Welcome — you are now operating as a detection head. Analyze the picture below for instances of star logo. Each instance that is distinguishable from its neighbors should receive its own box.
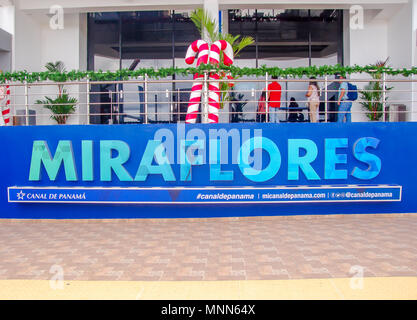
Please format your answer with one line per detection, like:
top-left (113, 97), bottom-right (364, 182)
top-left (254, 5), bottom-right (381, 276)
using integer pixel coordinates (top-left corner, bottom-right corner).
top-left (16, 190), bottom-right (26, 200)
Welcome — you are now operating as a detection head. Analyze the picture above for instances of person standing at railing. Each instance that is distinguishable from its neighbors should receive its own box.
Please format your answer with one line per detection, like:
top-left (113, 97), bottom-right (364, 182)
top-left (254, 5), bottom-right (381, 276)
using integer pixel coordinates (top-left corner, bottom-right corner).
top-left (336, 74), bottom-right (352, 123)
top-left (325, 76), bottom-right (341, 122)
top-left (306, 77), bottom-right (321, 123)
top-left (257, 91), bottom-right (267, 123)
top-left (265, 76), bottom-right (282, 123)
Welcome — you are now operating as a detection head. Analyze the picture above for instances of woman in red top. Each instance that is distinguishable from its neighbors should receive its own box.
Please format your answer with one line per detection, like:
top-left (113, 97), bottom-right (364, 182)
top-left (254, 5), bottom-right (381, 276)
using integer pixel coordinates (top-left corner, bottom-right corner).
top-left (265, 76), bottom-right (282, 123)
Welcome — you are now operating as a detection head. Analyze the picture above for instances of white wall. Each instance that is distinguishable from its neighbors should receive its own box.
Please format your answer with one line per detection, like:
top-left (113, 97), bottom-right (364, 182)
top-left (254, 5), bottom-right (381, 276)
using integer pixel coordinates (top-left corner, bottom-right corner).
top-left (12, 9), bottom-right (43, 125)
top-left (0, 28), bottom-right (12, 72)
top-left (0, 5), bottom-right (14, 72)
top-left (413, 0), bottom-right (417, 121)
top-left (386, 0), bottom-right (414, 121)
top-left (343, 1), bottom-right (416, 123)
top-left (0, 5), bottom-right (14, 35)
top-left (40, 14), bottom-right (87, 125)
top-left (345, 10), bottom-right (389, 122)
top-left (13, 10), bottom-right (88, 125)
top-left (15, 0), bottom-right (408, 12)
top-left (13, 9), bottom-right (42, 71)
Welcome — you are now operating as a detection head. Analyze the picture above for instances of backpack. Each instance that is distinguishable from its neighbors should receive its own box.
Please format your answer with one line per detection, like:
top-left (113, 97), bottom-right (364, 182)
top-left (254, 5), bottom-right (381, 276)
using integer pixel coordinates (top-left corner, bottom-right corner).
top-left (347, 82), bottom-right (358, 101)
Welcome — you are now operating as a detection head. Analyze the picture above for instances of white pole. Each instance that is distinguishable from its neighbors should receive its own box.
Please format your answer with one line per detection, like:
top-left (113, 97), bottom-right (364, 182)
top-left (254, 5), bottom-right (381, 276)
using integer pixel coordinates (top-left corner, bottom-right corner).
top-left (265, 72), bottom-right (269, 122)
top-left (144, 74), bottom-right (148, 124)
top-left (24, 80), bottom-right (29, 126)
top-left (382, 72), bottom-right (387, 122)
top-left (324, 75), bottom-right (328, 123)
top-left (86, 77), bottom-right (90, 125)
top-left (203, 71), bottom-right (209, 123)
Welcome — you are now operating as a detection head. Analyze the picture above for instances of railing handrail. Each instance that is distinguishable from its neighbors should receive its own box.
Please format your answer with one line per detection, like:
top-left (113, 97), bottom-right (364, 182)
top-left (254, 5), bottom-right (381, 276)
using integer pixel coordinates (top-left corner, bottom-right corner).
top-left (1, 75), bottom-right (415, 126)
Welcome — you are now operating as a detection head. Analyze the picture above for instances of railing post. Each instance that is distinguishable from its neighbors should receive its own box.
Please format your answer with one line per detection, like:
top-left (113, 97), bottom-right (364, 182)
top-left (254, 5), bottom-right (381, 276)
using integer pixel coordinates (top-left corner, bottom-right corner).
top-left (24, 80), bottom-right (29, 126)
top-left (203, 71), bottom-right (209, 123)
top-left (86, 77), bottom-right (90, 125)
top-left (265, 72), bottom-right (269, 123)
top-left (382, 72), bottom-right (387, 122)
top-left (177, 88), bottom-right (180, 123)
top-left (169, 89), bottom-right (173, 123)
top-left (109, 89), bottom-right (113, 124)
top-left (118, 85), bottom-right (123, 125)
top-left (144, 74), bottom-right (148, 124)
top-left (324, 75), bottom-right (328, 123)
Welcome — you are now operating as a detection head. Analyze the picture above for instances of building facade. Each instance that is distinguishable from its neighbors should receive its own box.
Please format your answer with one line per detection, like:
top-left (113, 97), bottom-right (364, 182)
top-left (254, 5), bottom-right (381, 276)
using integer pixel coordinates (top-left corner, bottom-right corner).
top-left (0, 0), bottom-right (416, 124)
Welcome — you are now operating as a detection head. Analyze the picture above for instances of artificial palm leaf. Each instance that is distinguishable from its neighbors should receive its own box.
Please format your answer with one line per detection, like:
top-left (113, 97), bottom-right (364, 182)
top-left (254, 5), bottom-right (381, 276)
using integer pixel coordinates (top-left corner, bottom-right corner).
top-left (359, 58), bottom-right (392, 121)
top-left (36, 62), bottom-right (78, 124)
top-left (190, 9), bottom-right (218, 41)
top-left (36, 90), bottom-right (77, 124)
top-left (234, 36), bottom-right (255, 56)
top-left (45, 61), bottom-right (66, 73)
top-left (189, 10), bottom-right (255, 110)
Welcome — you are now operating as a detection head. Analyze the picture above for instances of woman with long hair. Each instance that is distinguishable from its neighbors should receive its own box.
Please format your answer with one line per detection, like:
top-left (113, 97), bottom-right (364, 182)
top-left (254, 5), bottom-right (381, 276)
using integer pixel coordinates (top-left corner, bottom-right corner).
top-left (306, 77), bottom-right (321, 123)
top-left (257, 91), bottom-right (267, 122)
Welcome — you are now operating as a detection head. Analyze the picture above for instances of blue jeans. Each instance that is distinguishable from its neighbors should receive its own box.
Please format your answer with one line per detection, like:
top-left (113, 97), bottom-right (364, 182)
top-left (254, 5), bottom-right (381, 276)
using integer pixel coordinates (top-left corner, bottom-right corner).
top-left (337, 101), bottom-right (352, 123)
top-left (269, 108), bottom-right (283, 123)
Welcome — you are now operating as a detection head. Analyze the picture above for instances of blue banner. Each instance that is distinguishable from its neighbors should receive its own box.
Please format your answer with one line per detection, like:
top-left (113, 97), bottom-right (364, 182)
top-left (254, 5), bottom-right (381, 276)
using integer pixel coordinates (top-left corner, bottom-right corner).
top-left (8, 185), bottom-right (401, 204)
top-left (0, 122), bottom-right (415, 218)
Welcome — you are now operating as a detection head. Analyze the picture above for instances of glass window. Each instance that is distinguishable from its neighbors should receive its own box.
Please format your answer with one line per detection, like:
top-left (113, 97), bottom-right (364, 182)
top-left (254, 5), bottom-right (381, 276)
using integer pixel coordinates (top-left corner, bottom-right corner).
top-left (88, 12), bottom-right (121, 71)
top-left (228, 9), bottom-right (343, 112)
top-left (87, 9), bottom-right (343, 123)
top-left (120, 11), bottom-right (173, 124)
top-left (87, 13), bottom-right (121, 124)
top-left (87, 10), bottom-right (200, 124)
top-left (310, 9), bottom-right (342, 66)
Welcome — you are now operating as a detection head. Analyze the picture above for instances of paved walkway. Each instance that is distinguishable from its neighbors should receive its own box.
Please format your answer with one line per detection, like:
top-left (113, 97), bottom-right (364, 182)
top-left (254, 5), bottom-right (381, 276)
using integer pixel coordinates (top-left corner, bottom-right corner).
top-left (0, 214), bottom-right (416, 282)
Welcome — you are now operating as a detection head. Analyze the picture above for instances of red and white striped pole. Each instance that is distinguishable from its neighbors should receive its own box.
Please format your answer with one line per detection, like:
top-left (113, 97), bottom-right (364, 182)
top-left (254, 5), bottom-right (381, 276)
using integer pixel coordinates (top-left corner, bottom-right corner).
top-left (208, 40), bottom-right (234, 123)
top-left (184, 40), bottom-right (209, 124)
top-left (0, 84), bottom-right (11, 126)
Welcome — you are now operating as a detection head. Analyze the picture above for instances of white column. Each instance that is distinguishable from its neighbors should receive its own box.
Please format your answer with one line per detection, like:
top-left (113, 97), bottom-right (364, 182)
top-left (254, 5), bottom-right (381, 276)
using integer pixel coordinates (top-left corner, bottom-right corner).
top-left (0, 5), bottom-right (15, 35)
top-left (221, 10), bottom-right (229, 35)
top-left (203, 0), bottom-right (219, 40)
top-left (412, 0), bottom-right (417, 121)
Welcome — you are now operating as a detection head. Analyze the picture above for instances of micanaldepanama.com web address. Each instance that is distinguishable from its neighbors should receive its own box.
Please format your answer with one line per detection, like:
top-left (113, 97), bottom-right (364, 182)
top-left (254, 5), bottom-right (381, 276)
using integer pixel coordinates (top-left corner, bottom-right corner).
top-left (262, 192), bottom-right (326, 200)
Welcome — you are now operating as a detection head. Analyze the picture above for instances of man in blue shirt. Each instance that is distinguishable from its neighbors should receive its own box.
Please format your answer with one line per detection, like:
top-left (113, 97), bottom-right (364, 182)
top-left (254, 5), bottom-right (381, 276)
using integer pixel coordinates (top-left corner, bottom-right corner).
top-left (336, 74), bottom-right (352, 122)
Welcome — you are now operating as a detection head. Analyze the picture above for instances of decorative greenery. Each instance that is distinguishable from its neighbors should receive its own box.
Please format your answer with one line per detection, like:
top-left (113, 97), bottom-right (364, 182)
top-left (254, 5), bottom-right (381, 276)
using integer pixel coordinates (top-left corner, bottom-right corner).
top-left (2, 64), bottom-right (417, 84)
top-left (35, 61), bottom-right (78, 124)
top-left (359, 59), bottom-right (393, 121)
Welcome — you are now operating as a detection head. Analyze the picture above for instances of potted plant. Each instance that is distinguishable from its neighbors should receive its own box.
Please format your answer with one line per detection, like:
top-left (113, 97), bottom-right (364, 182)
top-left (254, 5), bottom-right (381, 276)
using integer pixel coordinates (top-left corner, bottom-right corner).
top-left (36, 61), bottom-right (78, 124)
top-left (229, 89), bottom-right (248, 123)
top-left (359, 58), bottom-right (392, 121)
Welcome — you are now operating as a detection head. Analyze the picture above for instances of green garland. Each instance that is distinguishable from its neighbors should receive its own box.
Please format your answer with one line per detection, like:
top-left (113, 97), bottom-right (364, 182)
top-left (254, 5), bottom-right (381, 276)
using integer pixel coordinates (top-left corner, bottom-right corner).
top-left (1, 64), bottom-right (417, 83)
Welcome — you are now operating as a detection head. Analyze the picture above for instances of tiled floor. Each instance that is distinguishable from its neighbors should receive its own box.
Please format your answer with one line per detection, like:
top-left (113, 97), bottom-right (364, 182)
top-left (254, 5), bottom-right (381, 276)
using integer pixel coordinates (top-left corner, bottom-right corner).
top-left (0, 214), bottom-right (416, 281)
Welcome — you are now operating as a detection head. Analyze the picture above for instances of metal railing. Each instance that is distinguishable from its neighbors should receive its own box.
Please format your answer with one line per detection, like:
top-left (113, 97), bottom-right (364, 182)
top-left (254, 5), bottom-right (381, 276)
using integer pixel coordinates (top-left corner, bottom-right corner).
top-left (1, 73), bottom-right (416, 126)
